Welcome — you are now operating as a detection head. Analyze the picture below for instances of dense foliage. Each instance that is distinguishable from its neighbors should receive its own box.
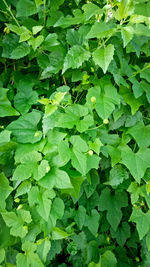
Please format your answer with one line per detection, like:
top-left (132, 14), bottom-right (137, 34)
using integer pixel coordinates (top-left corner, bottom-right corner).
top-left (0, 0), bottom-right (150, 266)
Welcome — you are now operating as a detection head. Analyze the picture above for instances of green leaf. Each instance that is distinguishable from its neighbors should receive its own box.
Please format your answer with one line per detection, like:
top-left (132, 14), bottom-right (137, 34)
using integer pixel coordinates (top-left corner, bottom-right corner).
top-left (14, 89), bottom-right (38, 114)
top-left (28, 187), bottom-right (52, 221)
top-left (6, 24), bottom-right (31, 42)
top-left (70, 135), bottom-right (89, 152)
top-left (28, 35), bottom-right (44, 51)
top-left (107, 164), bottom-right (129, 187)
top-left (39, 168), bottom-right (73, 189)
top-left (84, 209), bottom-right (100, 236)
top-left (121, 26), bottom-right (133, 47)
top-left (51, 197), bottom-right (64, 220)
top-left (37, 239), bottom-right (51, 262)
top-left (93, 44), bottom-right (114, 74)
top-left (0, 130), bottom-right (11, 144)
top-left (2, 209), bottom-right (32, 238)
top-left (17, 0), bottom-right (38, 17)
top-left (0, 172), bottom-right (13, 210)
top-left (129, 208), bottom-right (150, 240)
top-left (16, 241), bottom-right (44, 267)
top-left (86, 84), bottom-right (120, 119)
top-left (52, 227), bottom-right (70, 240)
top-left (50, 0), bottom-right (65, 10)
top-left (87, 21), bottom-right (116, 39)
top-left (62, 45), bottom-right (90, 73)
top-left (32, 26), bottom-right (43, 35)
top-left (101, 250), bottom-right (117, 267)
top-left (0, 88), bottom-right (19, 117)
top-left (88, 138), bottom-right (103, 155)
top-left (42, 33), bottom-right (59, 51)
top-left (82, 3), bottom-right (103, 20)
top-left (58, 140), bottom-right (71, 165)
top-left (0, 248), bottom-right (5, 264)
top-left (127, 122), bottom-right (150, 148)
top-left (107, 145), bottom-right (121, 166)
top-left (10, 43), bottom-right (30, 59)
top-left (7, 111), bottom-right (42, 144)
top-left (119, 86), bottom-right (143, 115)
top-left (75, 206), bottom-right (86, 230)
top-left (98, 187), bottom-right (128, 231)
top-left (121, 146), bottom-right (150, 183)
top-left (15, 180), bottom-right (32, 198)
top-left (110, 222), bottom-right (130, 246)
top-left (35, 160), bottom-right (50, 181)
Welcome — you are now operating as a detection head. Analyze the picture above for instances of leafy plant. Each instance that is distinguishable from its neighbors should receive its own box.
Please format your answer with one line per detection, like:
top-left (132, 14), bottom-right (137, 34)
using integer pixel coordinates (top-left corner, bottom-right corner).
top-left (0, 0), bottom-right (150, 266)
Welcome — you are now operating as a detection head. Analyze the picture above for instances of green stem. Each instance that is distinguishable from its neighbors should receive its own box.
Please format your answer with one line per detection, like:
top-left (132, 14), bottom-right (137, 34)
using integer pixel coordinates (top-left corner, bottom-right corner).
top-left (132, 63), bottom-right (150, 77)
top-left (2, 0), bottom-right (20, 26)
top-left (87, 124), bottom-right (103, 131)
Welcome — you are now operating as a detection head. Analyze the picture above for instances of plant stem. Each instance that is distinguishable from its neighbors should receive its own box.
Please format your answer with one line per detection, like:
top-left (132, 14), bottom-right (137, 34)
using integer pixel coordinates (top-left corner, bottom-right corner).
top-left (87, 124), bottom-right (103, 131)
top-left (132, 63), bottom-right (150, 77)
top-left (2, 0), bottom-right (20, 26)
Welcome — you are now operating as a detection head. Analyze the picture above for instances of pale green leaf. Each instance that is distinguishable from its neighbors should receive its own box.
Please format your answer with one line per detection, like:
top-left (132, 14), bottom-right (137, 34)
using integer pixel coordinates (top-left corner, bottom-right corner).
top-left (2, 209), bottom-right (32, 238)
top-left (32, 26), bottom-right (43, 35)
top-left (37, 239), bottom-right (51, 262)
top-left (52, 227), bottom-right (70, 240)
top-left (28, 35), bottom-right (44, 51)
top-left (0, 130), bottom-right (11, 144)
top-left (121, 26), bottom-right (133, 47)
top-left (93, 44), bottom-right (114, 73)
top-left (87, 21), bottom-right (116, 39)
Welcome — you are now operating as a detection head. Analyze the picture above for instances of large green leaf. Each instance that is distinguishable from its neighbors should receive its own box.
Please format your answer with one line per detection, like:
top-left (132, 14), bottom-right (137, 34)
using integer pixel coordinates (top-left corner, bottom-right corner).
top-left (98, 187), bottom-right (128, 231)
top-left (62, 45), bottom-right (90, 73)
top-left (101, 250), bottom-right (117, 267)
top-left (16, 241), bottom-right (44, 267)
top-left (84, 209), bottom-right (100, 236)
top-left (7, 111), bottom-right (42, 144)
top-left (87, 21), bottom-right (116, 39)
top-left (129, 208), bottom-right (150, 240)
top-left (121, 146), bottom-right (150, 183)
top-left (93, 44), bottom-right (114, 73)
top-left (14, 88), bottom-right (38, 114)
top-left (0, 88), bottom-right (19, 117)
top-left (86, 84), bottom-right (120, 119)
top-left (82, 3), bottom-right (103, 20)
top-left (110, 222), bottom-right (130, 246)
top-left (127, 122), bottom-right (150, 148)
top-left (10, 43), bottom-right (31, 59)
top-left (2, 210), bottom-right (32, 238)
top-left (16, 0), bottom-right (38, 17)
top-left (39, 168), bottom-right (73, 189)
top-left (28, 187), bottom-right (52, 221)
